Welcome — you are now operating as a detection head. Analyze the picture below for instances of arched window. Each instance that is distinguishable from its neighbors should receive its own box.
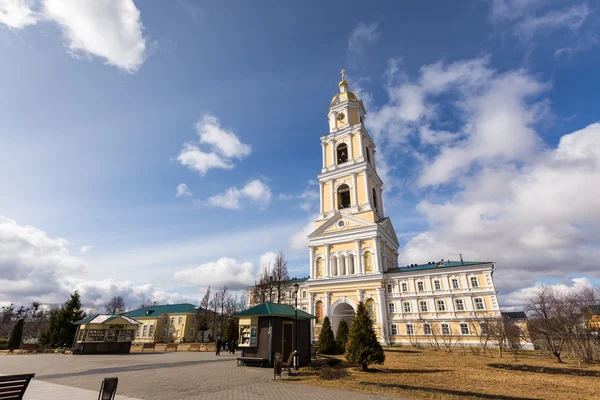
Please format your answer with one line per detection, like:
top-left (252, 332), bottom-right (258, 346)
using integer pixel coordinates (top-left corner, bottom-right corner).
top-left (339, 257), bottom-right (346, 275)
top-left (366, 299), bottom-right (376, 320)
top-left (331, 257), bottom-right (337, 276)
top-left (315, 301), bottom-right (324, 322)
top-left (316, 258), bottom-right (324, 278)
top-left (337, 184), bottom-right (351, 209)
top-left (336, 143), bottom-right (348, 164)
top-left (364, 251), bottom-right (373, 272)
top-left (372, 188), bottom-right (378, 212)
top-left (348, 256), bottom-right (354, 275)
top-left (365, 147), bottom-right (371, 164)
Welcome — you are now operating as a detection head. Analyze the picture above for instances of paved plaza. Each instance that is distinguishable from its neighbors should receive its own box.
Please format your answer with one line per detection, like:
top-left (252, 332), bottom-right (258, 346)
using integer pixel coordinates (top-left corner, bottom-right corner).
top-left (0, 352), bottom-right (395, 399)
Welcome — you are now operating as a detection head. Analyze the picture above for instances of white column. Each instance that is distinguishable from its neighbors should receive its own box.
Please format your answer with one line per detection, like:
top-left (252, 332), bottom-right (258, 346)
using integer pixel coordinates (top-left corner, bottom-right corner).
top-left (329, 179), bottom-right (335, 212)
top-left (324, 292), bottom-right (331, 317)
top-left (348, 132), bottom-right (354, 161)
top-left (355, 240), bottom-right (362, 274)
top-left (363, 172), bottom-right (371, 208)
top-left (382, 243), bottom-right (388, 272)
top-left (357, 289), bottom-right (363, 303)
top-left (325, 245), bottom-right (330, 278)
top-left (309, 246), bottom-right (315, 279)
top-left (345, 255), bottom-right (350, 275)
top-left (372, 149), bottom-right (377, 169)
top-left (321, 142), bottom-right (326, 169)
top-left (319, 181), bottom-right (324, 215)
top-left (351, 172), bottom-right (358, 207)
top-left (374, 239), bottom-right (382, 273)
top-left (376, 287), bottom-right (387, 343)
top-left (358, 132), bottom-right (364, 158)
top-left (330, 139), bottom-right (336, 167)
top-left (331, 257), bottom-right (337, 277)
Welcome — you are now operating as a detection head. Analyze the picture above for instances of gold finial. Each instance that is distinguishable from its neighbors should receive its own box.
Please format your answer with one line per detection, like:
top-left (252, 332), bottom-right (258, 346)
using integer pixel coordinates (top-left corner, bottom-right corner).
top-left (340, 69), bottom-right (346, 82)
top-left (339, 69), bottom-right (348, 92)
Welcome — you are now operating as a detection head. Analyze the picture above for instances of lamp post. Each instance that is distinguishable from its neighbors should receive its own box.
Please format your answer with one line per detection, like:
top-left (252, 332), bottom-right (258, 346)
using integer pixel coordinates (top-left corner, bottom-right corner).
top-left (293, 282), bottom-right (299, 371)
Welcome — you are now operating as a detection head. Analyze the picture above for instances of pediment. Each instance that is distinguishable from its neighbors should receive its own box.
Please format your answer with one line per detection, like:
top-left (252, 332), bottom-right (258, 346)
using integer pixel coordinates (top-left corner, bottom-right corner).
top-left (377, 217), bottom-right (399, 246)
top-left (309, 212), bottom-right (376, 238)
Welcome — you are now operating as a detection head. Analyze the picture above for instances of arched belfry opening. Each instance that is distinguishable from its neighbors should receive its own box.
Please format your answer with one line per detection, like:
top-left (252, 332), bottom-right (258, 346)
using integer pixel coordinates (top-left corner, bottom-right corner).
top-left (332, 302), bottom-right (355, 334)
top-left (372, 188), bottom-right (378, 213)
top-left (337, 143), bottom-right (348, 164)
top-left (365, 148), bottom-right (371, 164)
top-left (338, 184), bottom-right (351, 209)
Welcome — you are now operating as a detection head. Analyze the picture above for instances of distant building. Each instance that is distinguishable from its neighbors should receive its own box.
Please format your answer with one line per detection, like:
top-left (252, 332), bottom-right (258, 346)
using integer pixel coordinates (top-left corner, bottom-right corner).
top-left (121, 303), bottom-right (216, 343)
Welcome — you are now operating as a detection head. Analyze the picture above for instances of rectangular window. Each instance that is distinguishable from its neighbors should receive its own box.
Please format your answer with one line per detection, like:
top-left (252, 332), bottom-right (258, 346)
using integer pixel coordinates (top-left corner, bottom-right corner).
top-left (401, 282), bottom-right (408, 292)
top-left (390, 324), bottom-right (398, 335)
top-left (437, 300), bottom-right (446, 311)
top-left (441, 324), bottom-right (451, 335)
top-left (423, 324), bottom-right (432, 335)
top-left (165, 316), bottom-right (169, 325)
top-left (474, 298), bottom-right (485, 310)
top-left (406, 324), bottom-right (414, 335)
top-left (403, 302), bottom-right (411, 313)
top-left (190, 328), bottom-right (195, 338)
top-left (470, 277), bottom-right (479, 287)
top-left (417, 281), bottom-right (424, 291)
top-left (388, 303), bottom-right (395, 313)
top-left (135, 327), bottom-right (140, 337)
top-left (302, 291), bottom-right (306, 298)
top-left (142, 325), bottom-right (148, 338)
top-left (452, 278), bottom-right (460, 289)
top-left (455, 299), bottom-right (465, 311)
top-left (302, 306), bottom-right (307, 312)
top-left (419, 301), bottom-right (428, 312)
top-left (192, 316), bottom-right (196, 324)
top-left (480, 322), bottom-right (489, 335)
top-left (460, 323), bottom-right (469, 335)
top-left (178, 316), bottom-right (183, 325)
top-left (170, 317), bottom-right (175, 325)
top-left (148, 324), bottom-right (154, 338)
top-left (386, 284), bottom-right (393, 293)
top-left (434, 280), bottom-right (441, 290)
top-left (162, 328), bottom-right (167, 338)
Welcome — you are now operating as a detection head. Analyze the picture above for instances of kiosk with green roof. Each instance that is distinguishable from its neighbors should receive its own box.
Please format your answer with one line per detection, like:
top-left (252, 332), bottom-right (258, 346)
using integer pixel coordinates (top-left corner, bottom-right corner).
top-left (73, 314), bottom-right (140, 354)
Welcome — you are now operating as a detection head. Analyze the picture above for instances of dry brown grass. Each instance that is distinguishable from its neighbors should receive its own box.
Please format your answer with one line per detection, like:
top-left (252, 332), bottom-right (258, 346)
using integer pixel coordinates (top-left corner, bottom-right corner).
top-left (286, 347), bottom-right (600, 399)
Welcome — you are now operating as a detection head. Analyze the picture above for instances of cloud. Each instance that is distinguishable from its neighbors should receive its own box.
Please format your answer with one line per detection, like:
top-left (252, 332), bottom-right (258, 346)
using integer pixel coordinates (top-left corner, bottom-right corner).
top-left (502, 277), bottom-right (595, 311)
top-left (177, 114), bottom-right (251, 175)
top-left (80, 245), bottom-right (93, 253)
top-left (514, 4), bottom-right (590, 39)
top-left (172, 257), bottom-right (256, 290)
top-left (206, 179), bottom-right (271, 210)
top-left (278, 181), bottom-right (319, 212)
top-left (259, 251), bottom-right (277, 271)
top-left (347, 21), bottom-right (379, 65)
top-left (175, 183), bottom-right (191, 198)
top-left (0, 216), bottom-right (86, 303)
top-left (42, 0), bottom-right (147, 73)
top-left (0, 0), bottom-right (38, 29)
top-left (289, 219), bottom-right (314, 251)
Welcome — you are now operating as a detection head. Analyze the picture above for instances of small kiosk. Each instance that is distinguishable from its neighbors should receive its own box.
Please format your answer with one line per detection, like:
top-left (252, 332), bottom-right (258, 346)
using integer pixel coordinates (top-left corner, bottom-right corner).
top-left (234, 302), bottom-right (315, 367)
top-left (73, 314), bottom-right (140, 354)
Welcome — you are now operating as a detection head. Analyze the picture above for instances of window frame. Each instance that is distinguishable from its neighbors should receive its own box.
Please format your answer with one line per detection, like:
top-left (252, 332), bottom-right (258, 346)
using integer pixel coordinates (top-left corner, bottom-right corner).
top-left (455, 299), bottom-right (465, 311)
top-left (401, 282), bottom-right (408, 292)
top-left (419, 300), bottom-right (428, 312)
top-left (474, 298), bottom-right (485, 311)
top-left (403, 301), bottom-right (411, 313)
top-left (470, 276), bottom-right (480, 288)
top-left (170, 317), bottom-right (175, 325)
top-left (417, 281), bottom-right (425, 291)
top-left (434, 280), bottom-right (441, 290)
top-left (190, 328), bottom-right (195, 338)
top-left (142, 324), bottom-right (148, 338)
top-left (390, 324), bottom-right (398, 335)
top-left (386, 284), bottom-right (393, 293)
top-left (178, 316), bottom-right (183, 325)
top-left (436, 300), bottom-right (446, 312)
top-left (406, 324), bottom-right (415, 335)
top-left (423, 323), bottom-right (432, 335)
top-left (452, 278), bottom-right (460, 289)
top-left (460, 323), bottom-right (470, 335)
top-left (388, 303), bottom-right (396, 313)
top-left (441, 323), bottom-right (451, 336)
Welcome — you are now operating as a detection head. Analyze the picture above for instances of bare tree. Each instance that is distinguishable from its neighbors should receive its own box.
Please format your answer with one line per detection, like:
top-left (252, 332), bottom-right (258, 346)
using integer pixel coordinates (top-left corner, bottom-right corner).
top-left (272, 252), bottom-right (289, 304)
top-left (210, 291), bottom-right (219, 338)
top-left (104, 296), bottom-right (127, 314)
top-left (197, 286), bottom-right (211, 341)
top-left (140, 299), bottom-right (156, 308)
top-left (217, 285), bottom-right (230, 334)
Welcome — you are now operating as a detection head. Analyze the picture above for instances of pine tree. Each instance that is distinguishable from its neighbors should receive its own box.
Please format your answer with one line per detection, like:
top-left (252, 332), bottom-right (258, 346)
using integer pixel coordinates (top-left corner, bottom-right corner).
top-left (346, 301), bottom-right (385, 371)
top-left (335, 319), bottom-right (349, 354)
top-left (8, 319), bottom-right (24, 349)
top-left (40, 291), bottom-right (85, 347)
top-left (317, 316), bottom-right (337, 354)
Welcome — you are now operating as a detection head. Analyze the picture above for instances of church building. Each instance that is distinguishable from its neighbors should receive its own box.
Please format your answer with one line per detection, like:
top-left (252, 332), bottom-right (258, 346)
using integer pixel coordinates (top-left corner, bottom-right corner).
top-left (287, 72), bottom-right (507, 346)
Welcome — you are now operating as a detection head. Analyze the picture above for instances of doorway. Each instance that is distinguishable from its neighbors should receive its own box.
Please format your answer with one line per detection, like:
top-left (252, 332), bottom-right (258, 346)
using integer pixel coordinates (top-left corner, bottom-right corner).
top-left (332, 302), bottom-right (355, 334)
top-left (282, 321), bottom-right (293, 361)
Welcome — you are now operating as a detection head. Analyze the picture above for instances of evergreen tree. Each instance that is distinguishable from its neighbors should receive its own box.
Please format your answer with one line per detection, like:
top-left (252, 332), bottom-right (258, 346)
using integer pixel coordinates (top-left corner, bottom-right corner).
top-left (335, 319), bottom-right (349, 354)
top-left (223, 318), bottom-right (238, 344)
top-left (317, 316), bottom-right (337, 354)
top-left (40, 291), bottom-right (85, 347)
top-left (8, 319), bottom-right (24, 349)
top-left (346, 301), bottom-right (385, 371)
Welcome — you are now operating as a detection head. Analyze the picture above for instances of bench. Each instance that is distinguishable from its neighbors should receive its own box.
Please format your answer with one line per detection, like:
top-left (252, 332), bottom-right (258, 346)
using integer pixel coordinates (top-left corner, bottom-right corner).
top-left (188, 343), bottom-right (201, 352)
top-left (166, 343), bottom-right (178, 352)
top-left (236, 357), bottom-right (268, 367)
top-left (0, 373), bottom-right (35, 399)
top-left (17, 344), bottom-right (38, 354)
top-left (311, 345), bottom-right (318, 360)
top-left (141, 343), bottom-right (155, 352)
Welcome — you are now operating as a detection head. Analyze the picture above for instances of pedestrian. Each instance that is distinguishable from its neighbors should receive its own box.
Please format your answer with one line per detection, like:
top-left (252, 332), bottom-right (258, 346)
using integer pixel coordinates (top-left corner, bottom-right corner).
top-left (215, 335), bottom-right (222, 356)
top-left (230, 339), bottom-right (236, 354)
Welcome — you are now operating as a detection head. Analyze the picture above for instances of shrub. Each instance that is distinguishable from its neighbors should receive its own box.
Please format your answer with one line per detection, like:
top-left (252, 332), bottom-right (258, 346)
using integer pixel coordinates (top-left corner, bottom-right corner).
top-left (8, 319), bottom-right (24, 349)
top-left (317, 316), bottom-right (337, 355)
top-left (336, 319), bottom-right (349, 354)
top-left (346, 301), bottom-right (385, 371)
top-left (319, 366), bottom-right (348, 380)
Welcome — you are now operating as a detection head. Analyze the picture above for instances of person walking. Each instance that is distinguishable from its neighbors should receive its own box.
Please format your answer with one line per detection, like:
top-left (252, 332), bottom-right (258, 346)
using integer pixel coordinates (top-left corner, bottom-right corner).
top-left (215, 335), bottom-right (222, 356)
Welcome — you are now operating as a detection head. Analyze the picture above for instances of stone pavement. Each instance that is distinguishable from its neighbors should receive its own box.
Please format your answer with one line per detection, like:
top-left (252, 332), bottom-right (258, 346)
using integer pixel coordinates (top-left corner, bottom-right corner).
top-left (0, 352), bottom-right (396, 400)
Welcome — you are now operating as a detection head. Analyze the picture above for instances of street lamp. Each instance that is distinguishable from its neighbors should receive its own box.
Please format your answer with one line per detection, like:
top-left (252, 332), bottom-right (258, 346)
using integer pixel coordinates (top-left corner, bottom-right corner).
top-left (293, 282), bottom-right (299, 371)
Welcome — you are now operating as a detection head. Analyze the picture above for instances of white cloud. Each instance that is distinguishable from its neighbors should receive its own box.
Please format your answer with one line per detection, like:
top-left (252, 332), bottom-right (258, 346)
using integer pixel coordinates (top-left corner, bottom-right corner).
top-left (259, 251), bottom-right (277, 272)
top-left (0, 216), bottom-right (86, 303)
top-left (0, 0), bottom-right (37, 29)
top-left (42, 0), bottom-right (147, 73)
top-left (80, 245), bottom-right (93, 253)
top-left (347, 21), bottom-right (379, 65)
top-left (175, 183), bottom-right (192, 198)
top-left (502, 277), bottom-right (595, 310)
top-left (206, 179), bottom-right (271, 210)
top-left (177, 114), bottom-right (251, 176)
top-left (289, 219), bottom-right (314, 251)
top-left (279, 181), bottom-right (319, 212)
top-left (514, 4), bottom-right (589, 39)
top-left (172, 257), bottom-right (256, 290)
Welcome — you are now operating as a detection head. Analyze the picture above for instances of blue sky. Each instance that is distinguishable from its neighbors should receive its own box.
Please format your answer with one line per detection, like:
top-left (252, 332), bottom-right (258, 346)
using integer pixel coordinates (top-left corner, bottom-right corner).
top-left (1, 0), bottom-right (600, 310)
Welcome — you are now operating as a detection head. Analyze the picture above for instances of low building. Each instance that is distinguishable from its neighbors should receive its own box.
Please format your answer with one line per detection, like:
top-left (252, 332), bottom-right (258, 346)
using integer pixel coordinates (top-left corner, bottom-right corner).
top-left (121, 303), bottom-right (217, 344)
top-left (73, 314), bottom-right (140, 354)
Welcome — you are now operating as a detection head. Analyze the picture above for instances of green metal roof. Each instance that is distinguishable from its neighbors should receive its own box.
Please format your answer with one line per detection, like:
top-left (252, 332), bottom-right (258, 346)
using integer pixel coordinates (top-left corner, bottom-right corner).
top-left (74, 314), bottom-right (98, 324)
top-left (233, 302), bottom-right (316, 319)
top-left (385, 261), bottom-right (492, 274)
top-left (121, 303), bottom-right (210, 318)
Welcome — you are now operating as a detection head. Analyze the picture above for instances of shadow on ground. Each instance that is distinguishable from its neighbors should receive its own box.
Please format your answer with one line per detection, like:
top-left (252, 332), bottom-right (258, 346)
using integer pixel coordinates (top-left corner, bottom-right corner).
top-left (488, 363), bottom-right (600, 377)
top-left (359, 382), bottom-right (541, 400)
top-left (370, 368), bottom-right (450, 374)
top-left (383, 349), bottom-right (421, 354)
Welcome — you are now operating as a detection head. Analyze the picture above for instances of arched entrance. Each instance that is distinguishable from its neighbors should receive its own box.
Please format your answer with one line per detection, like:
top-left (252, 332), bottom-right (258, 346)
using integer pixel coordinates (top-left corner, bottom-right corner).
top-left (331, 302), bottom-right (355, 334)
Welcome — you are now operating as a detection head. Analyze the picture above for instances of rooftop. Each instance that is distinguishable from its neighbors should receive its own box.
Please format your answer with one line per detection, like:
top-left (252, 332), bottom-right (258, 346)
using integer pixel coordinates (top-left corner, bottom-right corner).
top-left (234, 302), bottom-right (316, 319)
top-left (121, 303), bottom-right (214, 318)
top-left (385, 260), bottom-right (493, 274)
top-left (74, 314), bottom-right (139, 325)
top-left (501, 311), bottom-right (527, 319)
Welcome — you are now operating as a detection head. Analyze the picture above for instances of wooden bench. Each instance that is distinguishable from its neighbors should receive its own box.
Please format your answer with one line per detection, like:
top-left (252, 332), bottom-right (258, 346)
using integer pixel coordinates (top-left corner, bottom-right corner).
top-left (188, 343), bottom-right (201, 352)
top-left (17, 344), bottom-right (38, 354)
top-left (166, 343), bottom-right (178, 352)
top-left (0, 373), bottom-right (35, 399)
top-left (280, 352), bottom-right (295, 373)
top-left (141, 343), bottom-right (155, 352)
top-left (236, 357), bottom-right (268, 367)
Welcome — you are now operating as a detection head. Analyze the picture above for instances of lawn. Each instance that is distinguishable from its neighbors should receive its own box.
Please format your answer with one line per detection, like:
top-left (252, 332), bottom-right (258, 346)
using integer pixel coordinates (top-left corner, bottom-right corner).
top-left (287, 347), bottom-right (600, 400)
